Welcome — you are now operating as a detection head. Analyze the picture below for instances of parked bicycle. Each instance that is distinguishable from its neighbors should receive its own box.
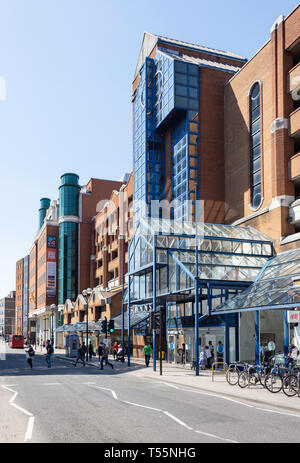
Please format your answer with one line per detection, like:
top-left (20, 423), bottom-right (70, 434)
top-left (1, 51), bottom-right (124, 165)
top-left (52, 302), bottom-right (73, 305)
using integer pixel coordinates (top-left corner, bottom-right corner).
top-left (226, 362), bottom-right (247, 386)
top-left (238, 363), bottom-right (270, 388)
top-left (264, 359), bottom-right (297, 393)
top-left (282, 366), bottom-right (300, 397)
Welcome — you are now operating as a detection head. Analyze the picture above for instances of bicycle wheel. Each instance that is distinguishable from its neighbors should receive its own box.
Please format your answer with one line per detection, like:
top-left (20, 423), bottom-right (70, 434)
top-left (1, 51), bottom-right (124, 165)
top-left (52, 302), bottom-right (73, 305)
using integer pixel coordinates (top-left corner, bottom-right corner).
top-left (282, 375), bottom-right (298, 397)
top-left (264, 373), bottom-right (283, 393)
top-left (226, 367), bottom-right (240, 386)
top-left (257, 367), bottom-right (269, 387)
top-left (238, 371), bottom-right (249, 388)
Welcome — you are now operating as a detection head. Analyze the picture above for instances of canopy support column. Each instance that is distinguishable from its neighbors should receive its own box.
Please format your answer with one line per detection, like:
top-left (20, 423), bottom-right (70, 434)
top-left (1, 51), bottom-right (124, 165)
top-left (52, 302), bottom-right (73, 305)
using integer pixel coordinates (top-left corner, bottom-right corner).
top-left (153, 234), bottom-right (157, 372)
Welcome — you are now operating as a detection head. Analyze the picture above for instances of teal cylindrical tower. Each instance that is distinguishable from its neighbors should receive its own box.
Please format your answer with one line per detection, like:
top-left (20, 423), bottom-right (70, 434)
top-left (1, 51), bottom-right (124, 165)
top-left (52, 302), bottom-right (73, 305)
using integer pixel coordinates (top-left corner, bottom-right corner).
top-left (39, 198), bottom-right (51, 229)
top-left (58, 173), bottom-right (80, 308)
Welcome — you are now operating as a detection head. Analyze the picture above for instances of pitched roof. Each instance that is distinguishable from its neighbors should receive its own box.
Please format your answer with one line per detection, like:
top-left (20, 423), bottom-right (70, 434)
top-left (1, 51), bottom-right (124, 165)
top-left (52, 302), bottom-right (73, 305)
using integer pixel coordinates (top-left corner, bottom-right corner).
top-left (134, 32), bottom-right (247, 79)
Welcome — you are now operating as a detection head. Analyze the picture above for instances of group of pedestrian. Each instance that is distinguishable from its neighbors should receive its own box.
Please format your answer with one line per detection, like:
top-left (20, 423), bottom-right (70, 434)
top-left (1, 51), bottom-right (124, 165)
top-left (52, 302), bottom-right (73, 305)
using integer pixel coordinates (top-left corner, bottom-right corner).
top-left (113, 341), bottom-right (124, 361)
top-left (199, 340), bottom-right (224, 370)
top-left (25, 339), bottom-right (54, 370)
top-left (74, 341), bottom-right (114, 370)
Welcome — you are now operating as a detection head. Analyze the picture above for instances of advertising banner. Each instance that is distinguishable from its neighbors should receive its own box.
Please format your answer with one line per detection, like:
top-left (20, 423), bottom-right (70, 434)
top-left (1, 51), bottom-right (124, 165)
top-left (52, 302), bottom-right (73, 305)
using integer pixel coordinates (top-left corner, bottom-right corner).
top-left (47, 235), bottom-right (57, 297)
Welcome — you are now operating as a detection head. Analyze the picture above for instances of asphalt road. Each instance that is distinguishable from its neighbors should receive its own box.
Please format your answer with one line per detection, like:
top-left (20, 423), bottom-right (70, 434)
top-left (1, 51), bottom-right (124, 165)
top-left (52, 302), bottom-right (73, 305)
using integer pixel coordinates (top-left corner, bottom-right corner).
top-left (1, 344), bottom-right (300, 443)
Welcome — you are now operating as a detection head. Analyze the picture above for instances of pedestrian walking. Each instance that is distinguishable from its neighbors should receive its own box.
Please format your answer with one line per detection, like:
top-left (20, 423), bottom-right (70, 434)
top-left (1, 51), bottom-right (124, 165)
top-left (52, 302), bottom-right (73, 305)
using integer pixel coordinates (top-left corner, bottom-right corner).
top-left (143, 342), bottom-right (152, 367)
top-left (112, 341), bottom-right (118, 360)
top-left (26, 344), bottom-right (35, 370)
top-left (74, 344), bottom-right (86, 367)
top-left (97, 343), bottom-right (103, 360)
top-left (45, 340), bottom-right (54, 368)
top-left (217, 340), bottom-right (224, 368)
top-left (208, 340), bottom-right (214, 368)
top-left (82, 342), bottom-right (87, 357)
top-left (99, 342), bottom-right (114, 370)
top-left (88, 341), bottom-right (94, 361)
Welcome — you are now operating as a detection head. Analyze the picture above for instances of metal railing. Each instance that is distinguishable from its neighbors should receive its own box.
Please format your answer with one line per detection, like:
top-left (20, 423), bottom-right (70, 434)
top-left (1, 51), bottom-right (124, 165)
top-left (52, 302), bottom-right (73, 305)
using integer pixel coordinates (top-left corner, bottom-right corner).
top-left (212, 361), bottom-right (228, 381)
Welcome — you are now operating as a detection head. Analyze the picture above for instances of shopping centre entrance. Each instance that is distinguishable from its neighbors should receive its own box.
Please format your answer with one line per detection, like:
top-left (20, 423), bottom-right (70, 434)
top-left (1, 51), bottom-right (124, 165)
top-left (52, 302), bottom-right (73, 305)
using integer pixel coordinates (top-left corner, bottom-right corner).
top-left (126, 217), bottom-right (273, 373)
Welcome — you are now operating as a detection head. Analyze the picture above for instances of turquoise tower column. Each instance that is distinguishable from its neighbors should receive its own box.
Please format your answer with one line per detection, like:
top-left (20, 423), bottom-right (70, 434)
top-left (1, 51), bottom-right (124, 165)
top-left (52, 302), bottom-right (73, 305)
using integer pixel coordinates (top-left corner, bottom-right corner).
top-left (39, 198), bottom-right (51, 229)
top-left (58, 173), bottom-right (80, 313)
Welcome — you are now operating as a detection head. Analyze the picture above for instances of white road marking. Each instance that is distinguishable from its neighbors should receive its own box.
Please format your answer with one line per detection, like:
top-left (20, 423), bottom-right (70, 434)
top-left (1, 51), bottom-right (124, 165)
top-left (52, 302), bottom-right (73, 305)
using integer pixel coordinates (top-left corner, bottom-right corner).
top-left (93, 385), bottom-right (118, 400)
top-left (24, 417), bottom-right (35, 442)
top-left (9, 392), bottom-right (18, 403)
top-left (123, 401), bottom-right (162, 412)
top-left (10, 402), bottom-right (33, 417)
top-left (84, 382), bottom-right (248, 442)
top-left (42, 383), bottom-right (61, 386)
top-left (163, 411), bottom-right (193, 431)
top-left (256, 407), bottom-right (300, 419)
top-left (2, 385), bottom-right (17, 394)
top-left (1, 384), bottom-right (35, 441)
top-left (194, 430), bottom-right (239, 443)
top-left (221, 396), bottom-right (254, 408)
top-left (154, 381), bottom-right (180, 389)
top-left (156, 381), bottom-right (300, 418)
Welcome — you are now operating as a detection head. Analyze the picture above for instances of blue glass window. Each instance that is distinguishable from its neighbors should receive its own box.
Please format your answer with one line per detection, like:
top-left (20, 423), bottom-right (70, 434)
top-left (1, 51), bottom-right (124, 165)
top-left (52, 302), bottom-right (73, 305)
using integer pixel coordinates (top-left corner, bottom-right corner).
top-left (250, 83), bottom-right (262, 209)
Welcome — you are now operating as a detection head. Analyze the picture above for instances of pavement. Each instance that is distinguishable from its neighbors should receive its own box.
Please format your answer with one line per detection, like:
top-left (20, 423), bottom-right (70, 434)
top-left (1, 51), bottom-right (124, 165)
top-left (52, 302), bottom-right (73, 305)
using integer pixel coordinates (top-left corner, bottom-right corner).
top-left (53, 348), bottom-right (300, 414)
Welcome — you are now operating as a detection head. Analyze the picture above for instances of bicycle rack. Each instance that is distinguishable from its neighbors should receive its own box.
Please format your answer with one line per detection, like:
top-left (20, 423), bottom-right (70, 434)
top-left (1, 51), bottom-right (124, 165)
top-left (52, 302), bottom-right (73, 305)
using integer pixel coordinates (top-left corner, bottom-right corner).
top-left (212, 362), bottom-right (228, 382)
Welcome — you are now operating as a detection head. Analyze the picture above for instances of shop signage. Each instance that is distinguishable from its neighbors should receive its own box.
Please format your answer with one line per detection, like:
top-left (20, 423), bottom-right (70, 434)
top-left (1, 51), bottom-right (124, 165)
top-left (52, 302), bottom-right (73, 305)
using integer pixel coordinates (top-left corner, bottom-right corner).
top-left (287, 311), bottom-right (300, 323)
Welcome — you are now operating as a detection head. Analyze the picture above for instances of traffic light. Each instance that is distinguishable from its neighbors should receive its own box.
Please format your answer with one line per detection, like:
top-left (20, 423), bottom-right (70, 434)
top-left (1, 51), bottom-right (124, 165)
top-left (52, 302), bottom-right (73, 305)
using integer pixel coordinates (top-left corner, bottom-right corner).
top-left (108, 319), bottom-right (115, 333)
top-left (100, 318), bottom-right (107, 334)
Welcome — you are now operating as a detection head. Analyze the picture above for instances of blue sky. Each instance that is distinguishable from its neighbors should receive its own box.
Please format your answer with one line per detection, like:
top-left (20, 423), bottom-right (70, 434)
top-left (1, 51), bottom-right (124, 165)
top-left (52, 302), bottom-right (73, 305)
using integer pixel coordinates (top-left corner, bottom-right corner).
top-left (0, 0), bottom-right (298, 297)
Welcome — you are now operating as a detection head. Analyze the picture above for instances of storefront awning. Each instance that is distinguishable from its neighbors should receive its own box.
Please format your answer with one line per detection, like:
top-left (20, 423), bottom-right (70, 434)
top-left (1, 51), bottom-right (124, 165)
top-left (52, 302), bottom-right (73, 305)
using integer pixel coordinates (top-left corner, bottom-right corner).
top-left (212, 249), bottom-right (300, 315)
top-left (55, 324), bottom-right (77, 333)
top-left (111, 307), bottom-right (151, 330)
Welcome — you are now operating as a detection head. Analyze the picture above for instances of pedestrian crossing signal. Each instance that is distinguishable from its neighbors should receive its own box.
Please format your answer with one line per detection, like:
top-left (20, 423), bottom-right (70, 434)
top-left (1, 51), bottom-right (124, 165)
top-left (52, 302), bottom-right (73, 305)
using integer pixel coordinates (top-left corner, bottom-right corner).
top-left (100, 318), bottom-right (107, 334)
top-left (108, 319), bottom-right (114, 333)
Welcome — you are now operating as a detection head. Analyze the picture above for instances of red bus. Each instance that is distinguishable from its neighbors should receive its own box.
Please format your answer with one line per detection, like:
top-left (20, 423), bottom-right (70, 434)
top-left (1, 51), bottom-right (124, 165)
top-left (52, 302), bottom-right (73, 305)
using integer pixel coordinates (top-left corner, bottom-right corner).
top-left (9, 335), bottom-right (24, 348)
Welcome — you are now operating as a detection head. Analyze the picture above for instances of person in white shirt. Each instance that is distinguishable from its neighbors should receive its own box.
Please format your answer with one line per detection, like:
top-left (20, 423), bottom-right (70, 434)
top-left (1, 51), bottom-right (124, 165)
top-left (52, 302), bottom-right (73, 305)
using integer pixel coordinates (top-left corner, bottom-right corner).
top-left (204, 345), bottom-right (211, 369)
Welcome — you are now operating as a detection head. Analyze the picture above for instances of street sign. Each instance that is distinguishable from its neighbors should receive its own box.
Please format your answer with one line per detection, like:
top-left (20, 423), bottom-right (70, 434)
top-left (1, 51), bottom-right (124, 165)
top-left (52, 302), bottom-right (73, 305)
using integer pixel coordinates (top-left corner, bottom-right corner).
top-left (287, 311), bottom-right (300, 323)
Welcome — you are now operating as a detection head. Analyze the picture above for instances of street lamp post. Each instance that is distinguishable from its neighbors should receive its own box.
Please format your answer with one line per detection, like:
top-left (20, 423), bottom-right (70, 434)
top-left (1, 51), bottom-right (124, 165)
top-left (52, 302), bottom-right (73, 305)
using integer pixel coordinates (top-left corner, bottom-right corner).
top-left (82, 288), bottom-right (92, 362)
top-left (119, 233), bottom-right (125, 363)
top-left (50, 304), bottom-right (56, 347)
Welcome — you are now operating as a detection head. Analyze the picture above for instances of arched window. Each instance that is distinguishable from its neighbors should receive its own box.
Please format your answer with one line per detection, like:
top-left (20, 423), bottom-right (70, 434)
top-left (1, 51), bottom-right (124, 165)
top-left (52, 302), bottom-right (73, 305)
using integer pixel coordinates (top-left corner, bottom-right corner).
top-left (250, 82), bottom-right (262, 209)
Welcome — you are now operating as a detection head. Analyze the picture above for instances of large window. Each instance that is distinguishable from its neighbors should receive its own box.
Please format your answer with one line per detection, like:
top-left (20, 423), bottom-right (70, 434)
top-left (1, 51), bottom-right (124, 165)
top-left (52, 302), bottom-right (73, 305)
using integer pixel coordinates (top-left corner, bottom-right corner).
top-left (250, 82), bottom-right (262, 209)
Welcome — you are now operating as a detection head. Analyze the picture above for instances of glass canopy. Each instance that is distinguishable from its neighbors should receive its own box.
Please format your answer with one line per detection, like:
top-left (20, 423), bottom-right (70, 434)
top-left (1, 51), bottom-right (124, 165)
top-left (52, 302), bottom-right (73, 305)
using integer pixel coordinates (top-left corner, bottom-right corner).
top-left (128, 218), bottom-right (273, 304)
top-left (213, 248), bottom-right (300, 314)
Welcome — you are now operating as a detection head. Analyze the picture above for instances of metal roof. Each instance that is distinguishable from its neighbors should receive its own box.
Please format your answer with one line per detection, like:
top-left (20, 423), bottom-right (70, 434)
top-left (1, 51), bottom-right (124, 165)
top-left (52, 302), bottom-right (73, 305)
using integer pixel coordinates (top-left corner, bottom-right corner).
top-left (212, 249), bottom-right (300, 314)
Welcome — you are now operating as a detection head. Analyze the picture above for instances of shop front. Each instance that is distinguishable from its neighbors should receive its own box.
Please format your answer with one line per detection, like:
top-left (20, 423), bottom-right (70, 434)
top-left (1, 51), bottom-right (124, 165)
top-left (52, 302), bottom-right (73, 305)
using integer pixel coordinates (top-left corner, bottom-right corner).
top-left (212, 248), bottom-right (300, 364)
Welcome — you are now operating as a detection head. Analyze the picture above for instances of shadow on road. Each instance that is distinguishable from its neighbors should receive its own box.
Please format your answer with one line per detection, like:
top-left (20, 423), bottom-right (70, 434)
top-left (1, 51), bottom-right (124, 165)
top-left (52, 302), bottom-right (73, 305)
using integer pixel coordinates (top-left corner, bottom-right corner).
top-left (0, 351), bottom-right (146, 377)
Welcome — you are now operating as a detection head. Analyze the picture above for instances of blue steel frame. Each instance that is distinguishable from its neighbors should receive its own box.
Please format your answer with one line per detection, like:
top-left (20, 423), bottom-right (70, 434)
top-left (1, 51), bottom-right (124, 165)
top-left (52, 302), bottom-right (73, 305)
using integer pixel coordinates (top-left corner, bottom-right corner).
top-left (126, 219), bottom-right (273, 373)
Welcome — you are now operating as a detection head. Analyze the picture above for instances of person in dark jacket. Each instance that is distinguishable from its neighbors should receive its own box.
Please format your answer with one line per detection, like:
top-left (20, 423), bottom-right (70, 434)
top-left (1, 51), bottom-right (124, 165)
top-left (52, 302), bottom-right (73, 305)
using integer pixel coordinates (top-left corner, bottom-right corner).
top-left (88, 341), bottom-right (94, 361)
top-left (99, 342), bottom-right (114, 370)
top-left (26, 344), bottom-right (35, 369)
top-left (74, 344), bottom-right (86, 367)
top-left (97, 343), bottom-right (103, 360)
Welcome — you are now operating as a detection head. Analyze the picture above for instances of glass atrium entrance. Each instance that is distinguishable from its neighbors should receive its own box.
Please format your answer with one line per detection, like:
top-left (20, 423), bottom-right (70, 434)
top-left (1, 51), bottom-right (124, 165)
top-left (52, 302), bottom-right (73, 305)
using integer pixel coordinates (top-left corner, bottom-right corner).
top-left (126, 217), bottom-right (273, 373)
